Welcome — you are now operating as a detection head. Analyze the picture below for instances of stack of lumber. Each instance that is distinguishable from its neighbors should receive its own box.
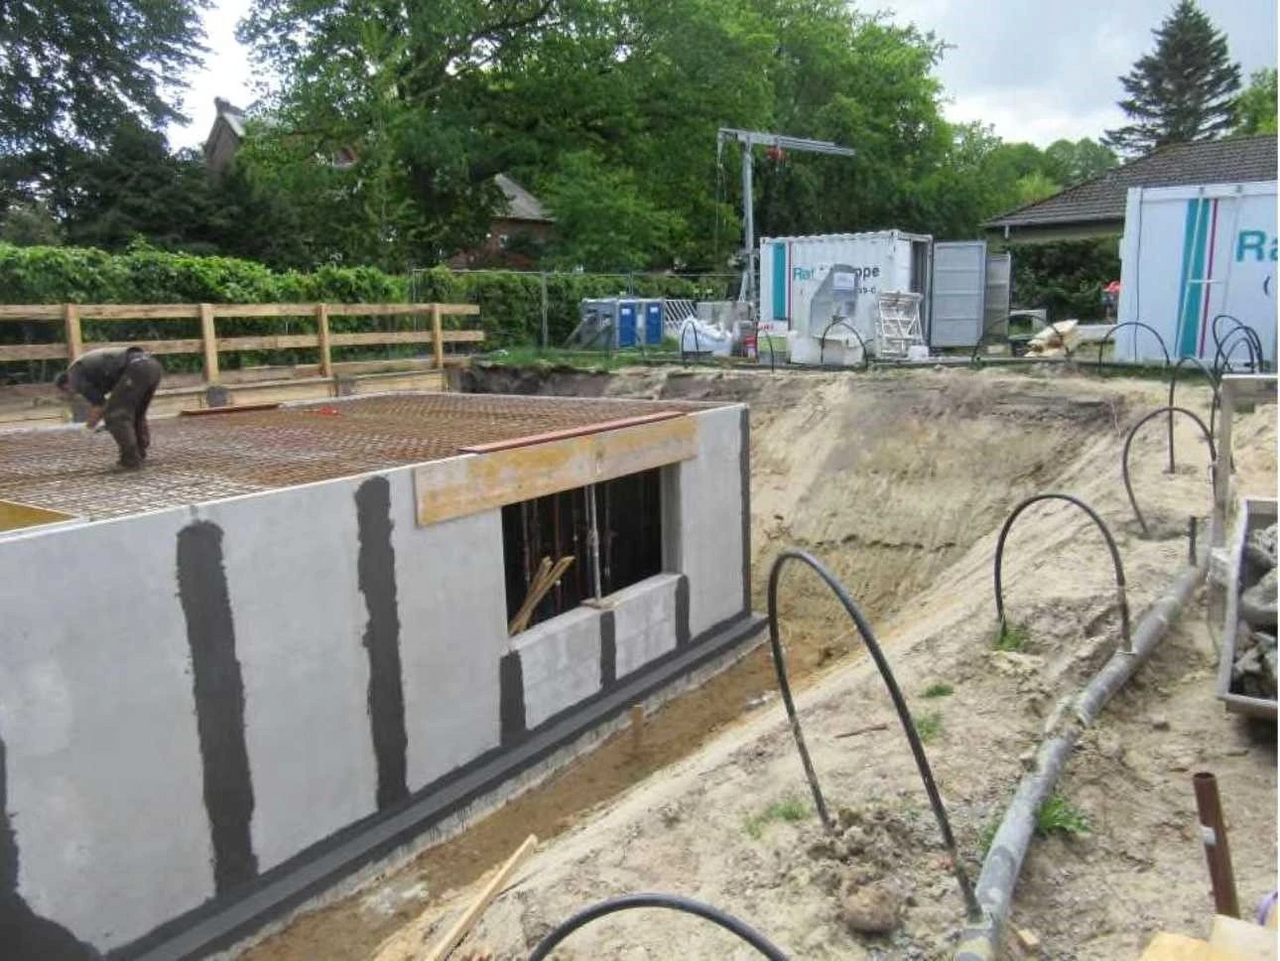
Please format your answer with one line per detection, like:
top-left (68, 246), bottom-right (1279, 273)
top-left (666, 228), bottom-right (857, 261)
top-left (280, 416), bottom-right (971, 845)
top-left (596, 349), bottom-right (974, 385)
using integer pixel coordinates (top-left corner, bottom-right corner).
top-left (1027, 319), bottom-right (1080, 356)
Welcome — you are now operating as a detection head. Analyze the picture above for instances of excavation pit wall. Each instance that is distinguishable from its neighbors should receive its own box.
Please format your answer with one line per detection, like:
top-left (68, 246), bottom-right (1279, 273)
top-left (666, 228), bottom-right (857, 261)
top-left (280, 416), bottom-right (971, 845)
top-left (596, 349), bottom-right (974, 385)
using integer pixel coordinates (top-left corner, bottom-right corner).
top-left (0, 395), bottom-right (757, 959)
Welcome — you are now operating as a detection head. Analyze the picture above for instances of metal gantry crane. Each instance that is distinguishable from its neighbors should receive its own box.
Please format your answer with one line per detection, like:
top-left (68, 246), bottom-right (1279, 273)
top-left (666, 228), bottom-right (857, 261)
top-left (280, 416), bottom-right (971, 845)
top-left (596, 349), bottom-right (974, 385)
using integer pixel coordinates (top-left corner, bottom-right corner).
top-left (716, 128), bottom-right (857, 311)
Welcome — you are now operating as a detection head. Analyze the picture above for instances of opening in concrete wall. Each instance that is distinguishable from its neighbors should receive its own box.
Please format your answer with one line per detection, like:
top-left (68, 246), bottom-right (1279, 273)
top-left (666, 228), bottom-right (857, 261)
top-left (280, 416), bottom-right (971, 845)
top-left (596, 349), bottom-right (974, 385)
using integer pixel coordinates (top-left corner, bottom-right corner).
top-left (502, 467), bottom-right (663, 628)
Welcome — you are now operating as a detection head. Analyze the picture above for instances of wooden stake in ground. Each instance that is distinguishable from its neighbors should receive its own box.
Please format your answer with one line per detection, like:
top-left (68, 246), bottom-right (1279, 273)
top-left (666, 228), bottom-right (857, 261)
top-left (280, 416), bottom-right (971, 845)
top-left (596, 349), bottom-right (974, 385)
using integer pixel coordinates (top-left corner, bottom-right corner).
top-left (370, 834), bottom-right (537, 961)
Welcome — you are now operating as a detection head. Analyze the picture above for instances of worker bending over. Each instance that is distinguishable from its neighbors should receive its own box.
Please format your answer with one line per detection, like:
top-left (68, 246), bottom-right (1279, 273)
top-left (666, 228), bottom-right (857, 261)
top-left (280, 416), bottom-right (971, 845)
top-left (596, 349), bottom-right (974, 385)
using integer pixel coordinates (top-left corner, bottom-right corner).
top-left (55, 346), bottom-right (164, 469)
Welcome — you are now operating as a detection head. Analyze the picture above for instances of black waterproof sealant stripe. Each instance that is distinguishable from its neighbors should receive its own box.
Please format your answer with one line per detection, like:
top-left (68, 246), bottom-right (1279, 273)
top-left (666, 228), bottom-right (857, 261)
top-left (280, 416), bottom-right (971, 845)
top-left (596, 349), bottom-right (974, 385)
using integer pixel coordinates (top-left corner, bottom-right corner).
top-left (355, 476), bottom-right (409, 809)
top-left (176, 520), bottom-right (258, 895)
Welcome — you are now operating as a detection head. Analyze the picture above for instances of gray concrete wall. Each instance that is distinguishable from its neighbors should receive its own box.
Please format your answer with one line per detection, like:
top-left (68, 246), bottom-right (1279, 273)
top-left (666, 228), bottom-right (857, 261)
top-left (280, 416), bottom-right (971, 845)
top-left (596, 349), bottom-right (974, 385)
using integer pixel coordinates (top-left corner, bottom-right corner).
top-left (512, 607), bottom-right (603, 729)
top-left (0, 403), bottom-right (752, 956)
top-left (670, 406), bottom-right (750, 636)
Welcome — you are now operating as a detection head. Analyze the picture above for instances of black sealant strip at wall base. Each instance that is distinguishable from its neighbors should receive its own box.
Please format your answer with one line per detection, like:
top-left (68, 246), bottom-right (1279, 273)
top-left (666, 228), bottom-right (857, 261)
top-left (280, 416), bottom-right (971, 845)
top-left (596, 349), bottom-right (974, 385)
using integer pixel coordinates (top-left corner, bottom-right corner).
top-left (117, 611), bottom-right (763, 961)
top-left (599, 609), bottom-right (618, 685)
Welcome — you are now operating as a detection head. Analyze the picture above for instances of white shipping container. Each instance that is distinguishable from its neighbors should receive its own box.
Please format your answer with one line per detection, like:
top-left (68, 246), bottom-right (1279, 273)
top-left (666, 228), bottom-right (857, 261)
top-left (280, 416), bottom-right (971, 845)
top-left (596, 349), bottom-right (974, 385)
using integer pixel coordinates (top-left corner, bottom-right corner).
top-left (1118, 181), bottom-right (1277, 365)
top-left (758, 231), bottom-right (932, 345)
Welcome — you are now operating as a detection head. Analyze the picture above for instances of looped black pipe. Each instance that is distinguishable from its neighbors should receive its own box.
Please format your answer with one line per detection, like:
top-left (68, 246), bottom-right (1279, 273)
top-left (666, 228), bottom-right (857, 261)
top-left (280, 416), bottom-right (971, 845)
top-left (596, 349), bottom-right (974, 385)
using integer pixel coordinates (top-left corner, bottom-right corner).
top-left (765, 549), bottom-right (981, 922)
top-left (969, 313), bottom-right (1011, 366)
top-left (678, 318), bottom-right (702, 366)
top-left (818, 318), bottom-right (870, 369)
top-left (994, 493), bottom-right (1131, 652)
top-left (1166, 356), bottom-right (1221, 473)
top-left (1213, 326), bottom-right (1261, 377)
top-left (1096, 321), bottom-right (1171, 371)
top-left (527, 893), bottom-right (790, 960)
top-left (1211, 314), bottom-right (1265, 373)
top-left (1122, 406), bottom-right (1217, 537)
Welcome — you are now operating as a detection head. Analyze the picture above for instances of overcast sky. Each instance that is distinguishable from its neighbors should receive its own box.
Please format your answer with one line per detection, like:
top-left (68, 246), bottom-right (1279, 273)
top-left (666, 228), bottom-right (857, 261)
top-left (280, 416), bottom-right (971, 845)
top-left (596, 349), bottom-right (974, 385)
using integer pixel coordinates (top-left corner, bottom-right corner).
top-left (169, 0), bottom-right (1278, 151)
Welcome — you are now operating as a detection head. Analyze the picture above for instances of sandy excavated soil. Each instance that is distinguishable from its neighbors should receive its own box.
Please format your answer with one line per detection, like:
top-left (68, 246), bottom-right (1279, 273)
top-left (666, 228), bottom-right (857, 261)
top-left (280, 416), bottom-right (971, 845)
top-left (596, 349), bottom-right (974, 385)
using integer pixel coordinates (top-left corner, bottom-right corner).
top-left (245, 367), bottom-right (1275, 961)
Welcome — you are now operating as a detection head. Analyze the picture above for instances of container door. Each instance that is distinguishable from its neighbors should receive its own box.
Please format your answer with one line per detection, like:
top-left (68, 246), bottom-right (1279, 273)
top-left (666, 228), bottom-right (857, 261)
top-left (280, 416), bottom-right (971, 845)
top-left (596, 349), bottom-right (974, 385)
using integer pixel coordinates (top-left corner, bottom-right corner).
top-left (617, 301), bottom-right (637, 348)
top-left (644, 301), bottom-right (664, 345)
top-left (983, 252), bottom-right (1012, 340)
top-left (929, 241), bottom-right (988, 347)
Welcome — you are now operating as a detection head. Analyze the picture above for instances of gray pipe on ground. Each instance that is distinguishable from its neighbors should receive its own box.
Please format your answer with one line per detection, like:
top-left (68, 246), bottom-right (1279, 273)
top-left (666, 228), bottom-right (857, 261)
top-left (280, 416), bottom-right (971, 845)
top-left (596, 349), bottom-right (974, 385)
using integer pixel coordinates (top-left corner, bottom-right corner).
top-left (954, 557), bottom-right (1207, 960)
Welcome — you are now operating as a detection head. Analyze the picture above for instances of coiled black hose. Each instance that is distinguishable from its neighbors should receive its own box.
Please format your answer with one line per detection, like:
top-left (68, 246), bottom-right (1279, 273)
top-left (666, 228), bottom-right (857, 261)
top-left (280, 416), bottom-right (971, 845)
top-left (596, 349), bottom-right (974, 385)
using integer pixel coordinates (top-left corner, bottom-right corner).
top-left (765, 549), bottom-right (981, 922)
top-left (1213, 325), bottom-right (1261, 376)
top-left (1211, 314), bottom-right (1265, 373)
top-left (678, 319), bottom-right (703, 366)
top-left (527, 893), bottom-right (790, 960)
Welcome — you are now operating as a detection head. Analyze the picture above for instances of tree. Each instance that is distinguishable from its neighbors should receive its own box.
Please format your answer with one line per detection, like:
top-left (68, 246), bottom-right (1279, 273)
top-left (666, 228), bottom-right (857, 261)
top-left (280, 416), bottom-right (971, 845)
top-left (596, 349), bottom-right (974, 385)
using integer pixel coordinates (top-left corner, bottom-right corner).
top-left (1233, 68), bottom-right (1278, 135)
top-left (1104, 0), bottom-right (1241, 155)
top-left (1043, 138), bottom-right (1118, 186)
top-left (0, 0), bottom-right (207, 202)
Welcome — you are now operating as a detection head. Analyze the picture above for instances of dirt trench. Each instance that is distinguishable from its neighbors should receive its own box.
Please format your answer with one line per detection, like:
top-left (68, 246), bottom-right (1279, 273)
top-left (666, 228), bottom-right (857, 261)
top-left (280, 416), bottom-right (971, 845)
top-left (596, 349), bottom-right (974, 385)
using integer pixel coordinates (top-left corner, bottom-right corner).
top-left (243, 365), bottom-right (1273, 961)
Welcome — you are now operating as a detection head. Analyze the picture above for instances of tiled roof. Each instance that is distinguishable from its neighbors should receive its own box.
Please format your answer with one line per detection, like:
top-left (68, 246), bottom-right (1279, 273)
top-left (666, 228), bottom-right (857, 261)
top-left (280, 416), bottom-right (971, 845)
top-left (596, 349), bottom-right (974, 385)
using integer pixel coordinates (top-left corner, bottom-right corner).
top-left (985, 135), bottom-right (1277, 229)
top-left (495, 173), bottom-right (553, 223)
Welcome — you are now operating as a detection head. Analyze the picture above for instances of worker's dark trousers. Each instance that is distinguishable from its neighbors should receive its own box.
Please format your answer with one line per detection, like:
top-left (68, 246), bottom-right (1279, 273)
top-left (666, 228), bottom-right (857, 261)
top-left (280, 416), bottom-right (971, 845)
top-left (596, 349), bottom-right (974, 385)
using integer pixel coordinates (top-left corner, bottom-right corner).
top-left (104, 354), bottom-right (163, 468)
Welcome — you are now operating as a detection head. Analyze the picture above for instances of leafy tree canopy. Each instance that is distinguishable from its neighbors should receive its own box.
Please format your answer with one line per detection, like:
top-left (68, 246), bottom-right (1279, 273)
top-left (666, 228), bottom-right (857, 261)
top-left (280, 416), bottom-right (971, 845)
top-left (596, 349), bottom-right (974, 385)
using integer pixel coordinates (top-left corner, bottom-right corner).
top-left (1233, 68), bottom-right (1278, 135)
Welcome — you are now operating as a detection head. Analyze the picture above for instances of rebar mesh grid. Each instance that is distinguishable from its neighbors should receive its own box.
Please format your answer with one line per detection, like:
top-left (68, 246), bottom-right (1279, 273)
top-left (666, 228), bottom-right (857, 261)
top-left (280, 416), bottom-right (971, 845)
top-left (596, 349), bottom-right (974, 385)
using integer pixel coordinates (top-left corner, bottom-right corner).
top-left (0, 393), bottom-right (709, 522)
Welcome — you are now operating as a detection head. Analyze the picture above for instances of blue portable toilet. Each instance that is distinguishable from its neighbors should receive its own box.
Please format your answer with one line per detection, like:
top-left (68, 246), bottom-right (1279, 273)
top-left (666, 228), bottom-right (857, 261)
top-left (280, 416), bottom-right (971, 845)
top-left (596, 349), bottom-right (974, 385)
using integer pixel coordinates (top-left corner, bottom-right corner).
top-left (616, 300), bottom-right (638, 348)
top-left (642, 300), bottom-right (664, 345)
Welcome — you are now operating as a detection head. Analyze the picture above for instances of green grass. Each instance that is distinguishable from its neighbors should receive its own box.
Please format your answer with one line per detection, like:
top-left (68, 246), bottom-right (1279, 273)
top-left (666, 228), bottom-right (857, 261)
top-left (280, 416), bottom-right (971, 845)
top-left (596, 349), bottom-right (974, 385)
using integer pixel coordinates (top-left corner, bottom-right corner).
top-left (744, 796), bottom-right (810, 839)
top-left (922, 682), bottom-right (954, 699)
top-left (913, 711), bottom-right (943, 743)
top-left (978, 818), bottom-right (999, 858)
top-left (993, 622), bottom-right (1030, 652)
top-left (1035, 793), bottom-right (1090, 839)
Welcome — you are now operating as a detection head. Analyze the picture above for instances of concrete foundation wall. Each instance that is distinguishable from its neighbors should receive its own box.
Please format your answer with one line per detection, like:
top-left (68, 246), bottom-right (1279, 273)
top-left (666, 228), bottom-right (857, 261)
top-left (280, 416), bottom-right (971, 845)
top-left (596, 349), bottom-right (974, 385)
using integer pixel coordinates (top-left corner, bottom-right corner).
top-left (0, 402), bottom-right (751, 957)
top-left (513, 607), bottom-right (603, 730)
top-left (611, 573), bottom-right (683, 678)
top-left (673, 406), bottom-right (750, 636)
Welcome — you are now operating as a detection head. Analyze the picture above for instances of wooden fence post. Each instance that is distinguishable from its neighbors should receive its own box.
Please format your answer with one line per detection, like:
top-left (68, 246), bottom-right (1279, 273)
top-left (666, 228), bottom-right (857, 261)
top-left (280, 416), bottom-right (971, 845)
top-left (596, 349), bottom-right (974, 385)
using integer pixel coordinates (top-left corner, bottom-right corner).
top-left (316, 303), bottom-right (333, 377)
top-left (63, 304), bottom-right (82, 362)
top-left (199, 303), bottom-right (220, 385)
top-left (431, 303), bottom-right (444, 369)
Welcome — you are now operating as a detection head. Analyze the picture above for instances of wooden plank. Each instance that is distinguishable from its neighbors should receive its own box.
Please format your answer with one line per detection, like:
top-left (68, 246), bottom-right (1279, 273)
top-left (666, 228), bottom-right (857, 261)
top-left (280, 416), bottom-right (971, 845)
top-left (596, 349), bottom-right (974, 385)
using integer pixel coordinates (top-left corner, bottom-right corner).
top-left (1209, 914), bottom-right (1278, 959)
top-left (0, 305), bottom-right (63, 321)
top-left (415, 415), bottom-right (697, 526)
top-left (327, 302), bottom-right (480, 317)
top-left (459, 411), bottom-right (685, 454)
top-left (64, 304), bottom-right (82, 361)
top-left (329, 330), bottom-right (484, 347)
top-left (371, 835), bottom-right (537, 961)
top-left (212, 303), bottom-right (323, 318)
top-left (432, 303), bottom-right (444, 369)
top-left (316, 303), bottom-right (333, 377)
top-left (346, 370), bottom-right (446, 395)
top-left (199, 303), bottom-right (220, 384)
top-left (0, 343), bottom-right (70, 361)
top-left (79, 304), bottom-right (204, 320)
top-left (217, 334), bottom-right (319, 351)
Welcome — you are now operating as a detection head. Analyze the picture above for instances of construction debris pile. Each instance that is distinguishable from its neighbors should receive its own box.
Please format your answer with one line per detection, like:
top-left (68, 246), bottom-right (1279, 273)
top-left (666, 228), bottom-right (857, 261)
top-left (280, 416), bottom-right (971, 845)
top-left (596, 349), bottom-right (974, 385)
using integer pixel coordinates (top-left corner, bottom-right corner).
top-left (1235, 522), bottom-right (1278, 700)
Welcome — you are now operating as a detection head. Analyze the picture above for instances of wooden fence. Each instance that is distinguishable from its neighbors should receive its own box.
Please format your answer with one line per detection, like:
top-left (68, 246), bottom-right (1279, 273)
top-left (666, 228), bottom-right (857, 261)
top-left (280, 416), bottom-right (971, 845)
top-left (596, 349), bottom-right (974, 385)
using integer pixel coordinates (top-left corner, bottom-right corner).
top-left (0, 302), bottom-right (483, 383)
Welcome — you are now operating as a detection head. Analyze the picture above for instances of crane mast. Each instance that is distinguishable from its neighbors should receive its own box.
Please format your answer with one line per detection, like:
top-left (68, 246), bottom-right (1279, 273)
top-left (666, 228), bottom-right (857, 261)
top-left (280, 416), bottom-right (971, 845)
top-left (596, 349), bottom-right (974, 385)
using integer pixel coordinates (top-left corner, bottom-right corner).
top-left (716, 128), bottom-right (856, 313)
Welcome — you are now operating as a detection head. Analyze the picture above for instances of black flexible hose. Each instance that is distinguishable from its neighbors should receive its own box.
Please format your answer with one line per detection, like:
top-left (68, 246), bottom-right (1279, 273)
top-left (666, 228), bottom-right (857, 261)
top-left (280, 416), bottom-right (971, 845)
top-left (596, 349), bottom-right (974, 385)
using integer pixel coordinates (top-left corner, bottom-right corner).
top-left (1213, 326), bottom-right (1261, 376)
top-left (527, 893), bottom-right (790, 961)
top-left (765, 549), bottom-right (981, 922)
top-left (679, 319), bottom-right (702, 366)
top-left (753, 317), bottom-right (776, 372)
top-left (818, 319), bottom-right (870, 370)
top-left (994, 493), bottom-right (1131, 651)
top-left (1121, 406), bottom-right (1216, 537)
top-left (1095, 321), bottom-right (1171, 371)
top-left (1211, 314), bottom-right (1265, 373)
top-left (1166, 356), bottom-right (1221, 473)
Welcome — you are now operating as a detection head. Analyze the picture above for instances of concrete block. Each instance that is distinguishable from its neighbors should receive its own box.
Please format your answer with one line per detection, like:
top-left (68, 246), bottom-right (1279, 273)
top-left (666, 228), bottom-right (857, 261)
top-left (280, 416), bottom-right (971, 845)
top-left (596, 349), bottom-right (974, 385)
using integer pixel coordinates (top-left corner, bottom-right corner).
top-left (674, 406), bottom-right (749, 636)
top-left (0, 509), bottom-right (213, 950)
top-left (393, 472), bottom-right (506, 790)
top-left (611, 573), bottom-right (681, 678)
top-left (512, 606), bottom-right (603, 729)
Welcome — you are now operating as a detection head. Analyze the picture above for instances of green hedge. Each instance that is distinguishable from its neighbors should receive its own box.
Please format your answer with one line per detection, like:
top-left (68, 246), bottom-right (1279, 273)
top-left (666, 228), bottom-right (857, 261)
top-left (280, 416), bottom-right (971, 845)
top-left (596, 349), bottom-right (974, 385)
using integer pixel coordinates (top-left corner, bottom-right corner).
top-left (0, 244), bottom-right (709, 383)
top-left (1008, 238), bottom-right (1120, 323)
